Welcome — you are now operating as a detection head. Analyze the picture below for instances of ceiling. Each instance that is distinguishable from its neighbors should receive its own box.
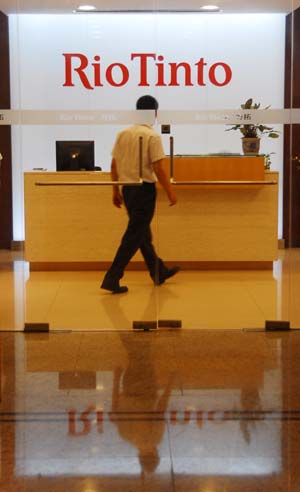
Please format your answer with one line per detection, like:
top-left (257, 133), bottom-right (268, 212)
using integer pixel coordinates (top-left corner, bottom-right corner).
top-left (0, 0), bottom-right (299, 14)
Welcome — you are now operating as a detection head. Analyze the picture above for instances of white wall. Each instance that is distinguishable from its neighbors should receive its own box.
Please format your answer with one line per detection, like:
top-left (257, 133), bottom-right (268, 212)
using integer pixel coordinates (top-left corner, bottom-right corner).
top-left (9, 13), bottom-right (286, 240)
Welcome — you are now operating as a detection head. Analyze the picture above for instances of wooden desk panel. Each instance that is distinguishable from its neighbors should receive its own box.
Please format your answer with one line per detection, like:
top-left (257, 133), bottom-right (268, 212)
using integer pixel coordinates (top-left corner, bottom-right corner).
top-left (24, 167), bottom-right (278, 270)
top-left (168, 155), bottom-right (265, 181)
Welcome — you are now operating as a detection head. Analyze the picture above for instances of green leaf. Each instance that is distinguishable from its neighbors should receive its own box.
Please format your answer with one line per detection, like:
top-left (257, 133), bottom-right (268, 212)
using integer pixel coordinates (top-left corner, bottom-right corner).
top-left (244, 98), bottom-right (253, 109)
top-left (258, 125), bottom-right (267, 132)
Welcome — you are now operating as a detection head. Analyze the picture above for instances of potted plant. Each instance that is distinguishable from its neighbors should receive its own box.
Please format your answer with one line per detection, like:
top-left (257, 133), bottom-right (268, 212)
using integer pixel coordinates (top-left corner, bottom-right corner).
top-left (226, 98), bottom-right (280, 154)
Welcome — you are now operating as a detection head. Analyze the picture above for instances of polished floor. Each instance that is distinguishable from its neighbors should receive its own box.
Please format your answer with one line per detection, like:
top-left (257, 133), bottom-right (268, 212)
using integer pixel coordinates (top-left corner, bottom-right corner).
top-left (1, 250), bottom-right (300, 491)
top-left (0, 249), bottom-right (300, 330)
top-left (0, 329), bottom-right (300, 491)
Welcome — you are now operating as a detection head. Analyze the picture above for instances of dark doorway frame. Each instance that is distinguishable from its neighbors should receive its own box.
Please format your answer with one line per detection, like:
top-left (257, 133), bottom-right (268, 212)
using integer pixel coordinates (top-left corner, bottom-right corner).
top-left (284, 8), bottom-right (300, 247)
top-left (0, 11), bottom-right (13, 249)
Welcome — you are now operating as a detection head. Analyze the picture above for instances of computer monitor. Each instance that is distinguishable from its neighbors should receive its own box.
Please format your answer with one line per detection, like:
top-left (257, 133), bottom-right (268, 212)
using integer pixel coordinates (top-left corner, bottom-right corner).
top-left (56, 140), bottom-right (95, 171)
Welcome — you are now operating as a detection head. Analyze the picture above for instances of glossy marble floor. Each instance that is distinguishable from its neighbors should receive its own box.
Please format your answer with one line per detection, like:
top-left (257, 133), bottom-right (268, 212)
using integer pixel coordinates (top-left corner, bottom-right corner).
top-left (1, 249), bottom-right (300, 330)
top-left (1, 329), bottom-right (300, 492)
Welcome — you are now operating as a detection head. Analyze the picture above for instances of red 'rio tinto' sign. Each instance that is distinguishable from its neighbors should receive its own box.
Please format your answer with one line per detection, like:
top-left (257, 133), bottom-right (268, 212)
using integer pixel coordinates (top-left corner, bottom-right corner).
top-left (63, 53), bottom-right (233, 89)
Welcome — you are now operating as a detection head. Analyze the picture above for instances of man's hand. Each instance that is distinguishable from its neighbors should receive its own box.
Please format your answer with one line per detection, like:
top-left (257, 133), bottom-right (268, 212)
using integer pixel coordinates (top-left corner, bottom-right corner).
top-left (153, 160), bottom-right (177, 207)
top-left (168, 190), bottom-right (177, 206)
top-left (113, 188), bottom-right (123, 208)
top-left (111, 159), bottom-right (122, 208)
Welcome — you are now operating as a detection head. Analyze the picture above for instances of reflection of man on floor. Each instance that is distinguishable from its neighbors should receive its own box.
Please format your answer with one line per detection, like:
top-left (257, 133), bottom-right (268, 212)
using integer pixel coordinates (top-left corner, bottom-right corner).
top-left (109, 336), bottom-right (174, 473)
top-left (240, 387), bottom-right (262, 444)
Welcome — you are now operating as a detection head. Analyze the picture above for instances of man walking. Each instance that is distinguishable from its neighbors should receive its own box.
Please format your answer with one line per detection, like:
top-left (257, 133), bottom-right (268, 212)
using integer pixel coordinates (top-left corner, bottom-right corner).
top-left (101, 95), bottom-right (179, 294)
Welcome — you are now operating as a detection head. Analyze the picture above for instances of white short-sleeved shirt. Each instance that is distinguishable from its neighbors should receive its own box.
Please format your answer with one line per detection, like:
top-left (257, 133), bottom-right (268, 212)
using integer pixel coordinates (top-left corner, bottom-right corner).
top-left (111, 124), bottom-right (165, 183)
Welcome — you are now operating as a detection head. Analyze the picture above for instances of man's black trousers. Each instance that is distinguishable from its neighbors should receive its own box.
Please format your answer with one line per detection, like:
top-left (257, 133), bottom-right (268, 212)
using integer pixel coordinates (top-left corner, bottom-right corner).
top-left (103, 181), bottom-right (168, 285)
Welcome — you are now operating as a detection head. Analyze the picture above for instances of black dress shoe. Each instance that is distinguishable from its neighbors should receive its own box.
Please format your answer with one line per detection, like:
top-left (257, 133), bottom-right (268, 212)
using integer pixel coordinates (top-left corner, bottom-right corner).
top-left (101, 280), bottom-right (128, 294)
top-left (155, 266), bottom-right (180, 285)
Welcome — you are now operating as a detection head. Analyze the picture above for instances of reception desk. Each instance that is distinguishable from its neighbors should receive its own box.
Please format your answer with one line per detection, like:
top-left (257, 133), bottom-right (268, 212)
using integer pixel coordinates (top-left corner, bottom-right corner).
top-left (24, 156), bottom-right (278, 271)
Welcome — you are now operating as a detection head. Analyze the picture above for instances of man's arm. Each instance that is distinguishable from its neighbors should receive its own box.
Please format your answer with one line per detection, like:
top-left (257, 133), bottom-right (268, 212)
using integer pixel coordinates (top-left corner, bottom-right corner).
top-left (153, 159), bottom-right (177, 206)
top-left (111, 158), bottom-right (123, 208)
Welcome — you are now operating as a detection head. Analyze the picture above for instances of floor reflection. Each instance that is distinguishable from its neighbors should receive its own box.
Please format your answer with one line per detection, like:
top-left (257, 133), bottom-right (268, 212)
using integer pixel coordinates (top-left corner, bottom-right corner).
top-left (108, 333), bottom-right (175, 475)
top-left (1, 330), bottom-right (300, 491)
top-left (1, 249), bottom-right (300, 330)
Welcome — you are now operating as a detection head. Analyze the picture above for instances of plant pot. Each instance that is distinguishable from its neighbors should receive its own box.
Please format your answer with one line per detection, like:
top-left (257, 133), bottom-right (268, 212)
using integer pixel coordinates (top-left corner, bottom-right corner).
top-left (242, 137), bottom-right (260, 155)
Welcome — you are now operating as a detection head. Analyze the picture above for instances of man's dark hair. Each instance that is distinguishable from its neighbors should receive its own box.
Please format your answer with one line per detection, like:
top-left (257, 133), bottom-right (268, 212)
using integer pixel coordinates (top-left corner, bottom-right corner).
top-left (136, 95), bottom-right (159, 110)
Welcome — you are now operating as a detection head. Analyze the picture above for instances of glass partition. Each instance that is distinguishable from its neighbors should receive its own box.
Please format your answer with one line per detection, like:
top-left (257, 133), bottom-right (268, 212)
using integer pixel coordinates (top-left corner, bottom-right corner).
top-left (153, 8), bottom-right (294, 330)
top-left (0, 0), bottom-right (298, 331)
top-left (0, 3), bottom-right (27, 332)
top-left (2, 3), bottom-right (300, 492)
